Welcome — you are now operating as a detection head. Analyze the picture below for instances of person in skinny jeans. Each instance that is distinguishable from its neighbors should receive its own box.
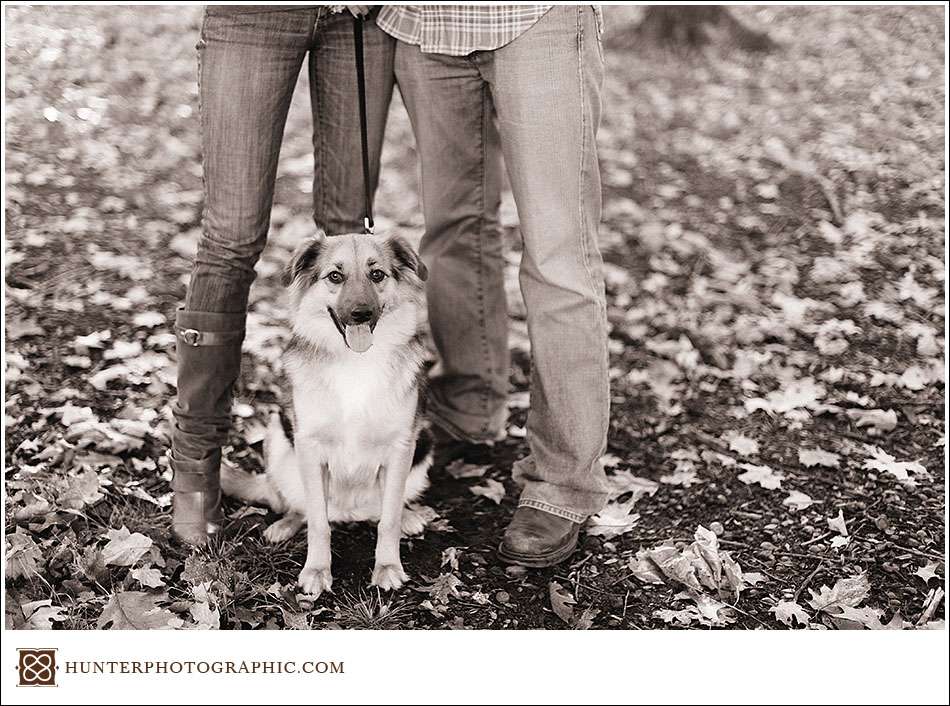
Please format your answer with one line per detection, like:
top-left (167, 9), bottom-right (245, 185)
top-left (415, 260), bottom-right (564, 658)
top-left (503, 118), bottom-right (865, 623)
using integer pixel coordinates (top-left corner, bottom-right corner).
top-left (171, 5), bottom-right (394, 545)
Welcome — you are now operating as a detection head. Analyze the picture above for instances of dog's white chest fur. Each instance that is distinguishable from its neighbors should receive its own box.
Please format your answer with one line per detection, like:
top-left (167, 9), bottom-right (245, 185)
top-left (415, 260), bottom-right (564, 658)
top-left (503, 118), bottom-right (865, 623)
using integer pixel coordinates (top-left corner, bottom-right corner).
top-left (292, 348), bottom-right (416, 474)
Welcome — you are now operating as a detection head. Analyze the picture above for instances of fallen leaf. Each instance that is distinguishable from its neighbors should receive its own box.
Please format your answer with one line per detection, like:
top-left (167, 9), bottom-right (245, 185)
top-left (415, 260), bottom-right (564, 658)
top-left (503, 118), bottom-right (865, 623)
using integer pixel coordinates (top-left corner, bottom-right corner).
top-left (279, 606), bottom-right (310, 630)
top-left (58, 469), bottom-right (105, 509)
top-left (655, 606), bottom-right (703, 627)
top-left (807, 574), bottom-right (871, 615)
top-left (897, 268), bottom-right (935, 309)
top-left (424, 573), bottom-right (462, 606)
top-left (587, 499), bottom-right (639, 538)
top-left (917, 619), bottom-right (944, 630)
top-left (6, 532), bottom-right (43, 580)
top-left (659, 468), bottom-right (700, 487)
top-left (862, 447), bottom-right (927, 485)
top-left (573, 607), bottom-right (599, 630)
top-left (783, 490), bottom-right (817, 510)
top-left (827, 509), bottom-right (849, 537)
top-left (103, 340), bottom-right (144, 360)
top-left (737, 463), bottom-right (784, 490)
top-left (745, 377), bottom-right (825, 416)
top-left (132, 311), bottom-right (166, 328)
top-left (131, 565), bottom-right (165, 589)
top-left (73, 329), bottom-right (111, 352)
top-left (445, 460), bottom-right (491, 480)
top-left (628, 550), bottom-right (668, 584)
top-left (97, 591), bottom-right (183, 629)
top-left (898, 365), bottom-right (930, 391)
top-left (798, 447), bottom-right (840, 468)
top-left (440, 547), bottom-right (460, 573)
top-left (606, 470), bottom-right (659, 502)
top-left (188, 582), bottom-right (221, 629)
top-left (101, 527), bottom-right (153, 567)
top-left (817, 220), bottom-right (843, 244)
top-left (832, 605), bottom-right (885, 630)
top-left (469, 478), bottom-right (505, 504)
top-left (630, 525), bottom-right (757, 604)
top-left (684, 591), bottom-right (735, 626)
top-left (548, 581), bottom-right (576, 625)
top-left (190, 600), bottom-right (221, 629)
top-left (18, 599), bottom-right (67, 629)
top-left (813, 318), bottom-right (860, 356)
top-left (914, 561), bottom-right (940, 584)
top-left (727, 433), bottom-right (759, 457)
top-left (770, 600), bottom-right (811, 627)
top-left (56, 403), bottom-right (97, 427)
top-left (7, 317), bottom-right (44, 340)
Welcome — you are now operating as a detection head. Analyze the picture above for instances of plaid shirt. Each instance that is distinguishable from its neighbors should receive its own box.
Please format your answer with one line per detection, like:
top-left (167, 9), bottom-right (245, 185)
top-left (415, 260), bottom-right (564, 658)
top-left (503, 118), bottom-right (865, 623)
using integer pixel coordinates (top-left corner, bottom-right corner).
top-left (378, 5), bottom-right (573, 56)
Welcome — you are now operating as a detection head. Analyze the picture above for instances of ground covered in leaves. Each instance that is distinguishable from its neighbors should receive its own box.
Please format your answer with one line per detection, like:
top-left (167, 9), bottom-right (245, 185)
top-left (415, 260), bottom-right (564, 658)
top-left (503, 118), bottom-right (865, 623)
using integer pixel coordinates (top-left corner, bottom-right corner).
top-left (4, 6), bottom-right (946, 630)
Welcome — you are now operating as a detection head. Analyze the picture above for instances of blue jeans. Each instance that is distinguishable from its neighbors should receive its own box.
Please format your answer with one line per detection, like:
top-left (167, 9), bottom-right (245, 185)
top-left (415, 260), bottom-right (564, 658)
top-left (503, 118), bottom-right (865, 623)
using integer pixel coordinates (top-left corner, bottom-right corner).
top-left (187, 6), bottom-right (395, 314)
top-left (395, 5), bottom-right (611, 521)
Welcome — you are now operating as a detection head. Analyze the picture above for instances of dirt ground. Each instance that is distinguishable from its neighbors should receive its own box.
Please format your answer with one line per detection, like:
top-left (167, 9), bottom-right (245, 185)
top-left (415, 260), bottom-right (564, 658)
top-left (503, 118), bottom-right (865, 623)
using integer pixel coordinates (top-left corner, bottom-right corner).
top-left (4, 5), bottom-right (945, 630)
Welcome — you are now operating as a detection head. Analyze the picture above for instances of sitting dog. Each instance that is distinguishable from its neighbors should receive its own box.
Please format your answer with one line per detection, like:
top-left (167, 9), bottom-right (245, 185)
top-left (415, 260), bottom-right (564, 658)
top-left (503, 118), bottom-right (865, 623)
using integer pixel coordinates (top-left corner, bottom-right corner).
top-left (222, 231), bottom-right (432, 597)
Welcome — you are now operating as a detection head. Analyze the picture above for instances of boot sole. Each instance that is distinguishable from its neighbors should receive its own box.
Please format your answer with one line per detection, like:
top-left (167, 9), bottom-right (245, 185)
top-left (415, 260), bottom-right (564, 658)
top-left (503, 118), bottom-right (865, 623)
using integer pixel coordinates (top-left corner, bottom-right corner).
top-left (172, 521), bottom-right (222, 547)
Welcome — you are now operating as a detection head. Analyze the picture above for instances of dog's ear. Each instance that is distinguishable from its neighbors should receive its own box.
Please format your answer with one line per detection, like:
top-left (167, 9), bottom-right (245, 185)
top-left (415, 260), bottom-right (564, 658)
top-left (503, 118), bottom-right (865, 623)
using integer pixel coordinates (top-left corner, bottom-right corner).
top-left (386, 235), bottom-right (428, 282)
top-left (283, 231), bottom-right (327, 286)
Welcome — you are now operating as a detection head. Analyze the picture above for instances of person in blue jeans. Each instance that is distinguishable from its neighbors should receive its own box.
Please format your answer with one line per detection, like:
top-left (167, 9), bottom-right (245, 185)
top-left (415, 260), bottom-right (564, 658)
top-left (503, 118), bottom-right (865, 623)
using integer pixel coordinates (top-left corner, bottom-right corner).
top-left (378, 5), bottom-right (611, 567)
top-left (171, 5), bottom-right (393, 545)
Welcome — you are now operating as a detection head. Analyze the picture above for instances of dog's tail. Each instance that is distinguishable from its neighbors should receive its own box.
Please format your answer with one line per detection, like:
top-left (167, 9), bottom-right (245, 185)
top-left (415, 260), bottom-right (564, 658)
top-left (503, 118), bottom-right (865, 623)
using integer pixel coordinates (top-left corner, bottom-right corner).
top-left (220, 463), bottom-right (280, 509)
top-left (411, 425), bottom-right (434, 470)
top-left (220, 413), bottom-right (289, 511)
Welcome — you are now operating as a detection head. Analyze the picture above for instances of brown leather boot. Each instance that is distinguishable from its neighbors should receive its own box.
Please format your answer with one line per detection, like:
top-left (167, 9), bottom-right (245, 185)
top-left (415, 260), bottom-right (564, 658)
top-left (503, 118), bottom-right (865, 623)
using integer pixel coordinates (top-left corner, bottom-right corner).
top-left (170, 308), bottom-right (245, 546)
top-left (498, 506), bottom-right (582, 568)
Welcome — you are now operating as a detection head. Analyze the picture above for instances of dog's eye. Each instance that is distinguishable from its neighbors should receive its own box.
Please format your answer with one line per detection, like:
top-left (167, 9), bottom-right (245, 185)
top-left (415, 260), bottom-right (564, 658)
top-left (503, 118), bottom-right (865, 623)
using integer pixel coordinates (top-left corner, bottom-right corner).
top-left (326, 271), bottom-right (344, 284)
top-left (369, 269), bottom-right (387, 283)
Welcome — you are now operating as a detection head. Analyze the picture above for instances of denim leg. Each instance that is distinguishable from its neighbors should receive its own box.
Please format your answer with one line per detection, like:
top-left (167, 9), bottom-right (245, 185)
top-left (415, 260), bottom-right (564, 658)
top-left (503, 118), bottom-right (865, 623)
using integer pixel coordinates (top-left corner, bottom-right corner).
top-left (395, 44), bottom-right (509, 443)
top-left (486, 5), bottom-right (610, 521)
top-left (310, 9), bottom-right (395, 235)
top-left (175, 9), bottom-right (313, 466)
top-left (185, 9), bottom-right (313, 314)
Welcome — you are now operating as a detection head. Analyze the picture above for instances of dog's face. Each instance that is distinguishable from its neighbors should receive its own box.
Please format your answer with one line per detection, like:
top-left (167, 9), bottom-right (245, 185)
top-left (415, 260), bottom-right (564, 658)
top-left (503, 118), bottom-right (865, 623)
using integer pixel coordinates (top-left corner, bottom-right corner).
top-left (284, 232), bottom-right (428, 353)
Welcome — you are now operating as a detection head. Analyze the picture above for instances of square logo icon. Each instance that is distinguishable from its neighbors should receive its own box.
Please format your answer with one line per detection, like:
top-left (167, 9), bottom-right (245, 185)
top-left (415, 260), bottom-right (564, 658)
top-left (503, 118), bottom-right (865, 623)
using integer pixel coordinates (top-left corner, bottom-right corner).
top-left (17, 648), bottom-right (57, 687)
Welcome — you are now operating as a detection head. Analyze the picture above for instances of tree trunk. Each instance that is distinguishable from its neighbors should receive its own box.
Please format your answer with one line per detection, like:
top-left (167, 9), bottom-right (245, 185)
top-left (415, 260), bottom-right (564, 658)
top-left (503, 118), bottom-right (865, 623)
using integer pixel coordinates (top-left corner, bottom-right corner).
top-left (634, 6), bottom-right (777, 52)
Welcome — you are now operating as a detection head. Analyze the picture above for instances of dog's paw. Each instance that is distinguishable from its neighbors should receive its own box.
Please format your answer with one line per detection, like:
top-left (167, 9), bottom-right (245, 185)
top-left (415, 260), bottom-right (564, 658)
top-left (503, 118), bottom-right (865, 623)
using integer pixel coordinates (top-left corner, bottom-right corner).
top-left (264, 515), bottom-right (304, 543)
top-left (371, 563), bottom-right (408, 591)
top-left (400, 508), bottom-right (428, 537)
top-left (298, 566), bottom-right (333, 597)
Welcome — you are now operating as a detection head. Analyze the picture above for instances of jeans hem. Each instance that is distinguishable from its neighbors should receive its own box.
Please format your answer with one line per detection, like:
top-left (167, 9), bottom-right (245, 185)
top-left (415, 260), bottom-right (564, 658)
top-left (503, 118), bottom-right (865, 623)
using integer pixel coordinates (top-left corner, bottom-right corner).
top-left (517, 498), bottom-right (588, 524)
top-left (427, 402), bottom-right (501, 445)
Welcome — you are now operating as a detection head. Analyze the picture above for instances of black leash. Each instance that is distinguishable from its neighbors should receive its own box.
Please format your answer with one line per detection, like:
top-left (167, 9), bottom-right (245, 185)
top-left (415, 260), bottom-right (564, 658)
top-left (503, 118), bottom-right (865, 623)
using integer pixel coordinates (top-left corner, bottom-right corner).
top-left (352, 15), bottom-right (374, 234)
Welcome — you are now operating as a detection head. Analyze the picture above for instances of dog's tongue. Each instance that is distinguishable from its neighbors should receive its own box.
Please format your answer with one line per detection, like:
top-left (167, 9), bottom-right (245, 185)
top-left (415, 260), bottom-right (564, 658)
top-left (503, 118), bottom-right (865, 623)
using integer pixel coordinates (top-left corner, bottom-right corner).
top-left (345, 324), bottom-right (374, 352)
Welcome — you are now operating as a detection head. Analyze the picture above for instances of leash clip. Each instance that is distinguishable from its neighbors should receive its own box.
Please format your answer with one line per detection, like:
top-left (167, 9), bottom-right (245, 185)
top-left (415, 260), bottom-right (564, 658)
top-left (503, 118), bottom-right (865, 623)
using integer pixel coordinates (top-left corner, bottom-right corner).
top-left (363, 216), bottom-right (375, 235)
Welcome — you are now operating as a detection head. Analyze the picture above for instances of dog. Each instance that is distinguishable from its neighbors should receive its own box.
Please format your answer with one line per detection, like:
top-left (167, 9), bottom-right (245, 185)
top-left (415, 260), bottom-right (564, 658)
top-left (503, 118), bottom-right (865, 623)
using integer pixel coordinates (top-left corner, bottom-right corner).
top-left (222, 230), bottom-right (432, 597)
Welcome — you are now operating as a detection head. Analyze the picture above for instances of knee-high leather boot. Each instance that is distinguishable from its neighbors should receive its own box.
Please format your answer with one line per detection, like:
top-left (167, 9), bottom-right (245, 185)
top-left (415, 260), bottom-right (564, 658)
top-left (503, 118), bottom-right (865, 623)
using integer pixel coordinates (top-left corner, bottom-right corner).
top-left (170, 308), bottom-right (246, 545)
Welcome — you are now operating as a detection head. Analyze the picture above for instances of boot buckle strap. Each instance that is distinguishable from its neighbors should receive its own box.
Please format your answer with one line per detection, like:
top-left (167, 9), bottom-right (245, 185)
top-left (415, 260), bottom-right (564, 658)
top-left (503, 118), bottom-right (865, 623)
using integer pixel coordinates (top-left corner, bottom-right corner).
top-left (177, 327), bottom-right (244, 347)
top-left (180, 328), bottom-right (200, 346)
top-left (168, 450), bottom-right (222, 492)
top-left (171, 469), bottom-right (222, 493)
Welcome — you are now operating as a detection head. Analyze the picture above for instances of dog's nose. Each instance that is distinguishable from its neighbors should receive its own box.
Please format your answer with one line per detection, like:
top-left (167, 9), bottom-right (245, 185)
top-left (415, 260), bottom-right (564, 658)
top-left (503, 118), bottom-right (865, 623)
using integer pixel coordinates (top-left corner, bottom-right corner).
top-left (349, 308), bottom-right (373, 325)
